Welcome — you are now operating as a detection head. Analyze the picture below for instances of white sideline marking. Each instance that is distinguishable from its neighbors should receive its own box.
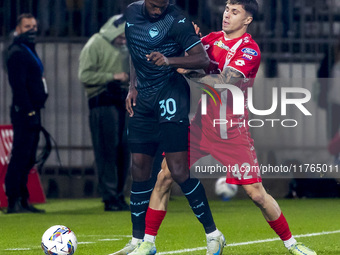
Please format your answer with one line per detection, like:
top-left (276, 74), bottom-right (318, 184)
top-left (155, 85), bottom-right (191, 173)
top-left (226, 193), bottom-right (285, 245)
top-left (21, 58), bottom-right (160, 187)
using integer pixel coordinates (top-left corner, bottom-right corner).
top-left (4, 230), bottom-right (340, 253)
top-left (78, 234), bottom-right (131, 238)
top-left (99, 238), bottom-right (122, 241)
top-left (156, 229), bottom-right (340, 255)
top-left (4, 248), bottom-right (31, 251)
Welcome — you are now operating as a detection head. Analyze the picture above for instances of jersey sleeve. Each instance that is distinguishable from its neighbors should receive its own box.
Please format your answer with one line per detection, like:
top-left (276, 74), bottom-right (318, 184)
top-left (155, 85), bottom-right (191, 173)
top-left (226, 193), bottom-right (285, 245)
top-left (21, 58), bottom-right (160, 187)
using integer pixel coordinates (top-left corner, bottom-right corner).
top-left (226, 46), bottom-right (260, 78)
top-left (200, 32), bottom-right (220, 46)
top-left (200, 34), bottom-right (210, 45)
top-left (169, 16), bottom-right (201, 52)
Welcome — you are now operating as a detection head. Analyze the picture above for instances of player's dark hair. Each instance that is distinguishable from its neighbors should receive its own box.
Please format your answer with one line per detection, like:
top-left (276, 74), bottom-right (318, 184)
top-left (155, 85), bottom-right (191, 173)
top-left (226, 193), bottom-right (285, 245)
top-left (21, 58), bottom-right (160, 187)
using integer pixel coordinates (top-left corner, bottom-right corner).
top-left (16, 13), bottom-right (35, 26)
top-left (226, 0), bottom-right (258, 18)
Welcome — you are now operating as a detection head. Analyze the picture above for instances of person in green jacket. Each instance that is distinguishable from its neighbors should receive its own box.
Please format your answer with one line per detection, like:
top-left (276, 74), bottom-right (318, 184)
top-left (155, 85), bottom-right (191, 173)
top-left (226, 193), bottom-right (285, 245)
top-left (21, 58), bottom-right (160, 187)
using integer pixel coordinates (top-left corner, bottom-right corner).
top-left (78, 14), bottom-right (130, 211)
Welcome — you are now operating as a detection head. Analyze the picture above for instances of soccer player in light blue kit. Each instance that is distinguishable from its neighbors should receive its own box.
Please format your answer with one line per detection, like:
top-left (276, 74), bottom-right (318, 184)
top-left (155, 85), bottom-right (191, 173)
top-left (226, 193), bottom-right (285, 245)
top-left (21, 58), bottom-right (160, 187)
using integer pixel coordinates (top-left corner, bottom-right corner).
top-left (112, 0), bottom-right (225, 254)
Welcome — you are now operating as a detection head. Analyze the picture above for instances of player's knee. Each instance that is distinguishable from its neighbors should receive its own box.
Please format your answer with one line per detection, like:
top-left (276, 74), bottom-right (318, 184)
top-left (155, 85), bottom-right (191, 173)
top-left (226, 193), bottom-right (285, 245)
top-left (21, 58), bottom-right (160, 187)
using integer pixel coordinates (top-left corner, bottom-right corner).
top-left (244, 185), bottom-right (267, 207)
top-left (165, 158), bottom-right (189, 183)
top-left (131, 158), bottom-right (152, 182)
top-left (164, 152), bottom-right (189, 184)
top-left (169, 167), bottom-right (189, 184)
top-left (249, 192), bottom-right (266, 207)
top-left (155, 169), bottom-right (174, 190)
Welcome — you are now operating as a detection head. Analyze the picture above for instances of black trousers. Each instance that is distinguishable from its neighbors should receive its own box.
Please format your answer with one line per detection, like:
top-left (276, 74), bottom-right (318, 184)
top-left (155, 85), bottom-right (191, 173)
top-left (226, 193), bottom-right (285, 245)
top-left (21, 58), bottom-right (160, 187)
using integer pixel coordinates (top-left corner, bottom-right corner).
top-left (89, 104), bottom-right (129, 201)
top-left (5, 109), bottom-right (40, 205)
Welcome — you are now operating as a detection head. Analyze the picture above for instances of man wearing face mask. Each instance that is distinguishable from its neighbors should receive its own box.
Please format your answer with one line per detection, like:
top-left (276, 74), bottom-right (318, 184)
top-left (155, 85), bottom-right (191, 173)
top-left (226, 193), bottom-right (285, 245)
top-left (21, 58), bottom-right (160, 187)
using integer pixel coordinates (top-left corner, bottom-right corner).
top-left (78, 15), bottom-right (130, 211)
top-left (5, 13), bottom-right (48, 214)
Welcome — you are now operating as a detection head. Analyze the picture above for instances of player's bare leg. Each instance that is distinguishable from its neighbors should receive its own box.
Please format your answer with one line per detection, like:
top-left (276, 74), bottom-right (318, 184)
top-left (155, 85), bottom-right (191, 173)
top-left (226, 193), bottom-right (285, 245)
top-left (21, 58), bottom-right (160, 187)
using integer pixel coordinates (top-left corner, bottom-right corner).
top-left (242, 183), bottom-right (280, 221)
top-left (148, 159), bottom-right (173, 211)
top-left (243, 183), bottom-right (316, 255)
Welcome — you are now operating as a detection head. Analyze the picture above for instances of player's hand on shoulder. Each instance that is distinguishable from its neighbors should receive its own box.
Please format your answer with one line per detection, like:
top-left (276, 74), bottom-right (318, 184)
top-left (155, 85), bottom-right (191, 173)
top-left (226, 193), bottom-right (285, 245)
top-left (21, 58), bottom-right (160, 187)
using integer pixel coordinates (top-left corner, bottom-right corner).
top-left (192, 22), bottom-right (202, 38)
top-left (146, 52), bottom-right (169, 66)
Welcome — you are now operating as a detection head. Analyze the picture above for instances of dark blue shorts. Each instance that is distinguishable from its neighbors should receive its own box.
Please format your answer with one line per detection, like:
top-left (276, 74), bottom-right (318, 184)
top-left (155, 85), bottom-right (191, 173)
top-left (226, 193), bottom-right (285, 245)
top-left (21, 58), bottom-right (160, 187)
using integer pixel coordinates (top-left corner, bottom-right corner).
top-left (128, 74), bottom-right (190, 154)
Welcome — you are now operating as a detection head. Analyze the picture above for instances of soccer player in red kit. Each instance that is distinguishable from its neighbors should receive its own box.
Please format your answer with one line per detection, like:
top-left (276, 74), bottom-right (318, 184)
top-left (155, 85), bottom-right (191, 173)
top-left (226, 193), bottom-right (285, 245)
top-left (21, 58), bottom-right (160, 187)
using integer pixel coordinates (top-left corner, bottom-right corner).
top-left (131, 0), bottom-right (317, 255)
top-left (189, 17), bottom-right (262, 185)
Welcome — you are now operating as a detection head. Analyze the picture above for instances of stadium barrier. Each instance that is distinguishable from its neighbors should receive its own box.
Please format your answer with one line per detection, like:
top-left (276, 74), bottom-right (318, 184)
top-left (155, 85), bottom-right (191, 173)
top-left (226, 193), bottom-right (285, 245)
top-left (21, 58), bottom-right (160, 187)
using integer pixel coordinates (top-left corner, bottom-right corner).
top-left (0, 125), bottom-right (46, 208)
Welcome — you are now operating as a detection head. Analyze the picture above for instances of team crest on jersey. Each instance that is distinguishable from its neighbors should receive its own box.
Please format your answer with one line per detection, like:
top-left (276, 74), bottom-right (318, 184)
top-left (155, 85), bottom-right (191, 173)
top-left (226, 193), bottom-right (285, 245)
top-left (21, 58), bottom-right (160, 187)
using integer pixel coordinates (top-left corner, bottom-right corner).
top-left (241, 48), bottom-right (258, 56)
top-left (214, 40), bottom-right (230, 51)
top-left (149, 27), bottom-right (159, 38)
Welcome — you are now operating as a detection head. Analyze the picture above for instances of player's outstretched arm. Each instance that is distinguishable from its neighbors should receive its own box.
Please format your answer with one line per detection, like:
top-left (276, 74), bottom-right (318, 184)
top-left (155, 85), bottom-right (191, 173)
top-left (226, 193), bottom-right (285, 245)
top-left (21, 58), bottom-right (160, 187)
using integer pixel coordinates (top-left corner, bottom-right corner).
top-left (146, 43), bottom-right (209, 69)
top-left (188, 66), bottom-right (244, 87)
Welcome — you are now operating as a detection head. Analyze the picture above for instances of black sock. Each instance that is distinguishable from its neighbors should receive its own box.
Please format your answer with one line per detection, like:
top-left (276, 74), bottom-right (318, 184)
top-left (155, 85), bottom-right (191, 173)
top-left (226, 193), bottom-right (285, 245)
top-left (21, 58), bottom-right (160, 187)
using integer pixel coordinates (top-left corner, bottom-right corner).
top-left (130, 180), bottom-right (154, 239)
top-left (180, 178), bottom-right (216, 234)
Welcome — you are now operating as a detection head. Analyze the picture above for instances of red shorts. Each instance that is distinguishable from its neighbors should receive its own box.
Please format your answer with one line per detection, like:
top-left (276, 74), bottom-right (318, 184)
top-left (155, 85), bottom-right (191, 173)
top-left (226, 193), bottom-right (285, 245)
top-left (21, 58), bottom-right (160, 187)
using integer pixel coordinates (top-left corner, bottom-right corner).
top-left (189, 123), bottom-right (262, 185)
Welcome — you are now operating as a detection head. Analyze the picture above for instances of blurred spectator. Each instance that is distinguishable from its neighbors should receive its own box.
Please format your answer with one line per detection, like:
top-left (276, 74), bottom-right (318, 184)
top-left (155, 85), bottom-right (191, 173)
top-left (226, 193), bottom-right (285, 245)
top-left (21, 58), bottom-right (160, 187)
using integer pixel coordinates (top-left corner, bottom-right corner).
top-left (78, 15), bottom-right (130, 211)
top-left (317, 38), bottom-right (340, 170)
top-left (317, 38), bottom-right (340, 140)
top-left (5, 13), bottom-right (48, 214)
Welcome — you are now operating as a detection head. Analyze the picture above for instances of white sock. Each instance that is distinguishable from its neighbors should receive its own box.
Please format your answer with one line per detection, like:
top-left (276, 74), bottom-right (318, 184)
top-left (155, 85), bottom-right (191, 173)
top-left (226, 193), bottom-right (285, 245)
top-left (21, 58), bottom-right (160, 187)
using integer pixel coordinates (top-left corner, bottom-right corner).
top-left (284, 237), bottom-right (297, 249)
top-left (206, 229), bottom-right (220, 238)
top-left (144, 234), bottom-right (156, 243)
top-left (131, 237), bottom-right (142, 245)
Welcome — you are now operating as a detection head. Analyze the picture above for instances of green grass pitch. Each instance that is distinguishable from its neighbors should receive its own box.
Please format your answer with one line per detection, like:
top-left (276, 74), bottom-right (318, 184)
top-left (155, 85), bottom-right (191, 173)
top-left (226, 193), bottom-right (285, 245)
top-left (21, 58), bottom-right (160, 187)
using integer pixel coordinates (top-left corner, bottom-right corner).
top-left (0, 197), bottom-right (339, 255)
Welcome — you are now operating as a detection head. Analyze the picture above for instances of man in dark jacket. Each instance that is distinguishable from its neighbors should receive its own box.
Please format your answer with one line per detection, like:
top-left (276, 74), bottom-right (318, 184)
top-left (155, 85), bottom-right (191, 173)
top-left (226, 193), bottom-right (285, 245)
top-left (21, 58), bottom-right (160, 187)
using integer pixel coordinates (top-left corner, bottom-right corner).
top-left (5, 13), bottom-right (48, 214)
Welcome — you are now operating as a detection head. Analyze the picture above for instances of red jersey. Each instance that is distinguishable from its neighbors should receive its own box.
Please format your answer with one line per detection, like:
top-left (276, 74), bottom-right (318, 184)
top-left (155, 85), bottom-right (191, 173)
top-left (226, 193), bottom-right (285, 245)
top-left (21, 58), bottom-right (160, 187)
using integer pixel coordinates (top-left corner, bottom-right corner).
top-left (196, 32), bottom-right (261, 140)
top-left (189, 32), bottom-right (261, 184)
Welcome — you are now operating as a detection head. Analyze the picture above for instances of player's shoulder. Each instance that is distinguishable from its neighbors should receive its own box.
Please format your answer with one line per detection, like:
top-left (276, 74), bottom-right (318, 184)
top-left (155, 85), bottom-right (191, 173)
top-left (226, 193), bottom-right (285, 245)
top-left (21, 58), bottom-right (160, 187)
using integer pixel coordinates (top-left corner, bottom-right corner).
top-left (240, 34), bottom-right (261, 57)
top-left (167, 5), bottom-right (190, 25)
top-left (125, 0), bottom-right (143, 17)
top-left (126, 0), bottom-right (143, 9)
top-left (201, 31), bottom-right (224, 44)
